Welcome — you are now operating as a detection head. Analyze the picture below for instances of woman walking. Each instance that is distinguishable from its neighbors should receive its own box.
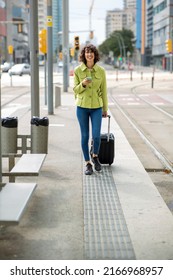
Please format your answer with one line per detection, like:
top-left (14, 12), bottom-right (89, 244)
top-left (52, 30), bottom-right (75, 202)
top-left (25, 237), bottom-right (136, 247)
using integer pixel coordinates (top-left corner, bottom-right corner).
top-left (73, 44), bottom-right (108, 175)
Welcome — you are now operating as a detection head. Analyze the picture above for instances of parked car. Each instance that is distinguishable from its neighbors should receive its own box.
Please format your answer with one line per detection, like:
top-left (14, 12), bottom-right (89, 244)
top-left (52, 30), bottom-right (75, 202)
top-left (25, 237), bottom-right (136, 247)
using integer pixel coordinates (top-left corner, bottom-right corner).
top-left (58, 61), bottom-right (63, 68)
top-left (8, 63), bottom-right (31, 76)
top-left (1, 62), bottom-right (11, 72)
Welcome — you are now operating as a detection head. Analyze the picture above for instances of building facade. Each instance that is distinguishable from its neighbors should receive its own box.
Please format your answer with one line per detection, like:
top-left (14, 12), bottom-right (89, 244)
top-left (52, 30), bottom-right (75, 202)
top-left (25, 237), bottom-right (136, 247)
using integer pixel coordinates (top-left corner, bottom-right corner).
top-left (135, 0), bottom-right (173, 69)
top-left (52, 0), bottom-right (62, 56)
top-left (38, 0), bottom-right (47, 32)
top-left (0, 0), bottom-right (63, 63)
top-left (124, 0), bottom-right (136, 9)
top-left (152, 0), bottom-right (173, 69)
top-left (106, 9), bottom-right (124, 38)
top-left (105, 3), bottom-right (136, 39)
top-left (0, 0), bottom-right (30, 63)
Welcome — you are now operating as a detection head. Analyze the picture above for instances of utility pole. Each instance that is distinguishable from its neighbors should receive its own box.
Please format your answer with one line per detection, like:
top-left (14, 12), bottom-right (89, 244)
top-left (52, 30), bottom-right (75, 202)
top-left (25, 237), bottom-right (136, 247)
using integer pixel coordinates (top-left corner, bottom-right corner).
top-left (62, 0), bottom-right (69, 92)
top-left (170, 16), bottom-right (173, 73)
top-left (29, 0), bottom-right (40, 117)
top-left (0, 56), bottom-right (2, 183)
top-left (89, 0), bottom-right (94, 32)
top-left (47, 0), bottom-right (54, 114)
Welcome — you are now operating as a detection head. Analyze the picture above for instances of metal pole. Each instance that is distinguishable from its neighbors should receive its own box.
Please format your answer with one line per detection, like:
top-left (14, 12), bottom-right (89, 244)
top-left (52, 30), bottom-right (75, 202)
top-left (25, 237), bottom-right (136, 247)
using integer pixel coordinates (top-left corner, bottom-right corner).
top-left (170, 54), bottom-right (173, 73)
top-left (29, 0), bottom-right (40, 117)
top-left (44, 54), bottom-right (47, 105)
top-left (63, 0), bottom-right (69, 92)
top-left (116, 36), bottom-right (122, 57)
top-left (57, 31), bottom-right (62, 72)
top-left (0, 57), bottom-right (2, 182)
top-left (116, 69), bottom-right (118, 81)
top-left (151, 76), bottom-right (154, 88)
top-left (169, 17), bottom-right (173, 73)
top-left (116, 33), bottom-right (126, 63)
top-left (47, 0), bottom-right (54, 114)
top-left (112, 34), bottom-right (122, 59)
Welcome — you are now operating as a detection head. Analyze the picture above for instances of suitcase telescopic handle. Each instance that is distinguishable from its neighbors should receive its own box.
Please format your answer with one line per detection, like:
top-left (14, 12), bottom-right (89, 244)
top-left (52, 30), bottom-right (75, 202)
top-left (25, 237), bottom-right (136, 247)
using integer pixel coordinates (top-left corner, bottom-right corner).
top-left (102, 114), bottom-right (111, 142)
top-left (107, 115), bottom-right (111, 142)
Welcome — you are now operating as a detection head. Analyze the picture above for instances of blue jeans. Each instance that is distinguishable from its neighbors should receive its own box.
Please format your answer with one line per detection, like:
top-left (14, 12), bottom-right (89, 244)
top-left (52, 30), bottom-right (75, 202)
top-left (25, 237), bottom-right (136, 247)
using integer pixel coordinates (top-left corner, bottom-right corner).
top-left (77, 106), bottom-right (102, 161)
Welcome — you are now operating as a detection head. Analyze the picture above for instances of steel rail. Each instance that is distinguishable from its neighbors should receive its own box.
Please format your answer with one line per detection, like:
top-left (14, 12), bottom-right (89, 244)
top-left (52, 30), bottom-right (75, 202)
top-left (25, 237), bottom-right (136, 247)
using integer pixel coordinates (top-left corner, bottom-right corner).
top-left (110, 88), bottom-right (173, 173)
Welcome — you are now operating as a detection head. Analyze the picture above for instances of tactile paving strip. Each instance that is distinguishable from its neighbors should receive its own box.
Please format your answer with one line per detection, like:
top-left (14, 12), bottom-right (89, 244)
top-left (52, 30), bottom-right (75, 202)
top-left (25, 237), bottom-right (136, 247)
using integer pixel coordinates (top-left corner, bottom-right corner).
top-left (83, 165), bottom-right (136, 259)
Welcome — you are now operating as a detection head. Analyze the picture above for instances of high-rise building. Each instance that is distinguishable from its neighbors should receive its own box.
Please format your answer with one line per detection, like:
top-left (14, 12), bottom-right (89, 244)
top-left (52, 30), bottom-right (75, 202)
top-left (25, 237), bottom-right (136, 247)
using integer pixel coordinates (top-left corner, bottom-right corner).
top-left (105, 3), bottom-right (136, 39)
top-left (38, 0), bottom-right (47, 32)
top-left (106, 9), bottom-right (124, 38)
top-left (37, 0), bottom-right (62, 56)
top-left (0, 1), bottom-right (7, 62)
top-left (124, 0), bottom-right (136, 9)
top-left (136, 0), bottom-right (173, 69)
top-left (52, 0), bottom-right (62, 55)
top-left (4, 0), bottom-right (30, 63)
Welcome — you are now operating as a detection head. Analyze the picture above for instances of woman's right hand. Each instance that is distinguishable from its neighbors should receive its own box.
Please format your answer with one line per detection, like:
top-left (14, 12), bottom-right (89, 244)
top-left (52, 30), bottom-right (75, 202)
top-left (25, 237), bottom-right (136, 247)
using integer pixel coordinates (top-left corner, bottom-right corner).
top-left (82, 78), bottom-right (92, 87)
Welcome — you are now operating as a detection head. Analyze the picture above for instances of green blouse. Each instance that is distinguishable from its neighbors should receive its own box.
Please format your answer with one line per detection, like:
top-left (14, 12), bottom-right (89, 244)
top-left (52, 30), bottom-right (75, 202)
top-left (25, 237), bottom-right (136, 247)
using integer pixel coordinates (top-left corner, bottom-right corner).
top-left (73, 62), bottom-right (108, 112)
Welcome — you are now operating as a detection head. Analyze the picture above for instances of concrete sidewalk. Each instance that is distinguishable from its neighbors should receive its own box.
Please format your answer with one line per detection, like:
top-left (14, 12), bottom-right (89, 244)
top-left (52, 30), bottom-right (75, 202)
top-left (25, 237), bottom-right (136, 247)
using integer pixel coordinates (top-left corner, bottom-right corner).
top-left (0, 85), bottom-right (173, 260)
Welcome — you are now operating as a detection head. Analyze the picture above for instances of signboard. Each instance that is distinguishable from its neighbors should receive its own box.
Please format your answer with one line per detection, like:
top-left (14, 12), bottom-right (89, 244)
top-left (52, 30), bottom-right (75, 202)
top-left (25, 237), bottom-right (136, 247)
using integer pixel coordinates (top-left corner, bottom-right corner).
top-left (47, 16), bottom-right (53, 27)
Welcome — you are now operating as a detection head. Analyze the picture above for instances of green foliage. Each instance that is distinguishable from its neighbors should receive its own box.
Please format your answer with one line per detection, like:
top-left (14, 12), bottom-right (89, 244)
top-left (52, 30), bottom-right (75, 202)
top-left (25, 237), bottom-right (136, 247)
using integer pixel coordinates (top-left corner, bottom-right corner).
top-left (99, 29), bottom-right (134, 58)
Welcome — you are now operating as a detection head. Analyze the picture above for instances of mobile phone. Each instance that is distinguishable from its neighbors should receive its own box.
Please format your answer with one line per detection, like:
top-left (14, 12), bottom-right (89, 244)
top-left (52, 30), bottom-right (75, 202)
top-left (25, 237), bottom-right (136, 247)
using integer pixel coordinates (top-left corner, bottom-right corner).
top-left (86, 77), bottom-right (92, 81)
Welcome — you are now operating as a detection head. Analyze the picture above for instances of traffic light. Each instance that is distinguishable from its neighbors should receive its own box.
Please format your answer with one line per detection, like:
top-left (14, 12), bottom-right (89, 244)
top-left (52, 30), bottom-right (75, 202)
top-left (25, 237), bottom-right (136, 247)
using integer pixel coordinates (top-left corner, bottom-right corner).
top-left (59, 52), bottom-right (63, 60)
top-left (39, 29), bottom-right (47, 54)
top-left (89, 31), bottom-right (94, 39)
top-left (165, 39), bottom-right (172, 53)
top-left (8, 45), bottom-right (13, 55)
top-left (18, 23), bottom-right (23, 33)
top-left (70, 48), bottom-right (74, 57)
top-left (74, 36), bottom-right (80, 51)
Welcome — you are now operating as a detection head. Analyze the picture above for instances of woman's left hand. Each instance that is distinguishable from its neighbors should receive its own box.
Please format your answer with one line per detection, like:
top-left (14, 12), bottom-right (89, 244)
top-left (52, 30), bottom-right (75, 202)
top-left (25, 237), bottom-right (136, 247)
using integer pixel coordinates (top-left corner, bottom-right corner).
top-left (102, 111), bottom-right (108, 118)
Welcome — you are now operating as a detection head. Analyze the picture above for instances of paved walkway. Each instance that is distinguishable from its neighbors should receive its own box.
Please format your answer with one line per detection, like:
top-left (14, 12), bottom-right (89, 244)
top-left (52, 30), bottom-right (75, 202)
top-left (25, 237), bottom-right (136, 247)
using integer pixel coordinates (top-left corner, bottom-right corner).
top-left (0, 74), bottom-right (173, 260)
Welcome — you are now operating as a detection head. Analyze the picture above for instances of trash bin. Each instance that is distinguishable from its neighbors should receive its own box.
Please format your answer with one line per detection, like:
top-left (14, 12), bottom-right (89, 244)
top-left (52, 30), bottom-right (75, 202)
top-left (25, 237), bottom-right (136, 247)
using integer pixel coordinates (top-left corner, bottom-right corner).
top-left (31, 116), bottom-right (49, 154)
top-left (1, 117), bottom-right (18, 154)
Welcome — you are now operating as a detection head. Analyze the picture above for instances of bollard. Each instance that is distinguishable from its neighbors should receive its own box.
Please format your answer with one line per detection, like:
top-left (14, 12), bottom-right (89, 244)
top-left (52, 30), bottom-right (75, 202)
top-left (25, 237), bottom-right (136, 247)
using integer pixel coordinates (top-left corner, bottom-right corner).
top-left (116, 69), bottom-right (118, 81)
top-left (151, 76), bottom-right (154, 88)
top-left (130, 70), bottom-right (133, 81)
top-left (31, 116), bottom-right (49, 154)
top-left (141, 71), bottom-right (143, 80)
top-left (55, 85), bottom-right (61, 108)
top-left (1, 117), bottom-right (18, 154)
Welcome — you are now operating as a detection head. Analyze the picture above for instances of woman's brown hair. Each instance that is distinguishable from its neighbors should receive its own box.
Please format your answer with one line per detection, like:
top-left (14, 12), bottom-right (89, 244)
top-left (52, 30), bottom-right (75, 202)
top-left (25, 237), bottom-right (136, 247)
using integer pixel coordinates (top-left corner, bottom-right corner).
top-left (79, 44), bottom-right (100, 65)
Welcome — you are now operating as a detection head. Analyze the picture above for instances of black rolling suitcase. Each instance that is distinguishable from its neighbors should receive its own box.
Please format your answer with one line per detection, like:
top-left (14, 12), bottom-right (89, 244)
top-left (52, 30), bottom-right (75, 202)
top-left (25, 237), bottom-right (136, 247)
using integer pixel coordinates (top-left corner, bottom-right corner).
top-left (98, 115), bottom-right (115, 165)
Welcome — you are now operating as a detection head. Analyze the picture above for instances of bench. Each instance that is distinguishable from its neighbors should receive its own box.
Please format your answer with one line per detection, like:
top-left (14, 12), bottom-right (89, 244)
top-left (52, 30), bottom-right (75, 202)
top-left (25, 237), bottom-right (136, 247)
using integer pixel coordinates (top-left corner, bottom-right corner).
top-left (0, 182), bottom-right (37, 224)
top-left (8, 153), bottom-right (46, 182)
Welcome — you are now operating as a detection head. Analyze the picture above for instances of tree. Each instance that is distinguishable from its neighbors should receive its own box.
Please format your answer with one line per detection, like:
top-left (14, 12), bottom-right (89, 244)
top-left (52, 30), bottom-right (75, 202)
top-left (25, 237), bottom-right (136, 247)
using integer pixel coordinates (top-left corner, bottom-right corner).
top-left (99, 29), bottom-right (134, 58)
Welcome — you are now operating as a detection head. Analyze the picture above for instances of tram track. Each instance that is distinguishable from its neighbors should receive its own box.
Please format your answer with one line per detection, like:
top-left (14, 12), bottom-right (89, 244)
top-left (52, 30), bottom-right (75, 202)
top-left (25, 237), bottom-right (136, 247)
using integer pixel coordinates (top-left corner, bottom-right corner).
top-left (109, 80), bottom-right (173, 214)
top-left (109, 82), bottom-right (173, 173)
top-left (1, 87), bottom-right (32, 121)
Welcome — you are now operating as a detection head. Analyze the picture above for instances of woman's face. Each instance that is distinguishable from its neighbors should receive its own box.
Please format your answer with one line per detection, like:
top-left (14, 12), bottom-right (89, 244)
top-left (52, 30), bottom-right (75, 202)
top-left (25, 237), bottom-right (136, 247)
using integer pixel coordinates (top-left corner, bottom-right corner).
top-left (85, 48), bottom-right (95, 64)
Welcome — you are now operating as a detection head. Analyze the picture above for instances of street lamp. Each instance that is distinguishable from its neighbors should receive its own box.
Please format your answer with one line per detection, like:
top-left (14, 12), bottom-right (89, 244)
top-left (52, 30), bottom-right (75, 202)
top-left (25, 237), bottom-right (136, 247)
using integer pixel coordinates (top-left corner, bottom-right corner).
top-left (110, 34), bottom-right (123, 58)
top-left (115, 32), bottom-right (126, 63)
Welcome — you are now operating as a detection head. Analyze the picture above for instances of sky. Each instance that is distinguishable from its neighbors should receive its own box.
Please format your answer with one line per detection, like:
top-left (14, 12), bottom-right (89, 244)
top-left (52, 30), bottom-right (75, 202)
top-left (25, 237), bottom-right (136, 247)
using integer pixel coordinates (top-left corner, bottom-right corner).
top-left (69, 0), bottom-right (123, 46)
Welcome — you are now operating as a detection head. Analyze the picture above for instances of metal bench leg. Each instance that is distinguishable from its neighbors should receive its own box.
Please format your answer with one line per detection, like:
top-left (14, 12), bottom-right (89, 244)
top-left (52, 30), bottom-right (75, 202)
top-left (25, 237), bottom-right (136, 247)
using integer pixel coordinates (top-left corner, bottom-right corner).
top-left (9, 155), bottom-right (15, 182)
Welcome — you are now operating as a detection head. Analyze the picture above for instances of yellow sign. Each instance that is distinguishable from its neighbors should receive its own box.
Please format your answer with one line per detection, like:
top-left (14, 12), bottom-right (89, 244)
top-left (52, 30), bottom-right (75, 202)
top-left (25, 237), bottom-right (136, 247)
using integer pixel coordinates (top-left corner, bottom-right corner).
top-left (47, 16), bottom-right (53, 27)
